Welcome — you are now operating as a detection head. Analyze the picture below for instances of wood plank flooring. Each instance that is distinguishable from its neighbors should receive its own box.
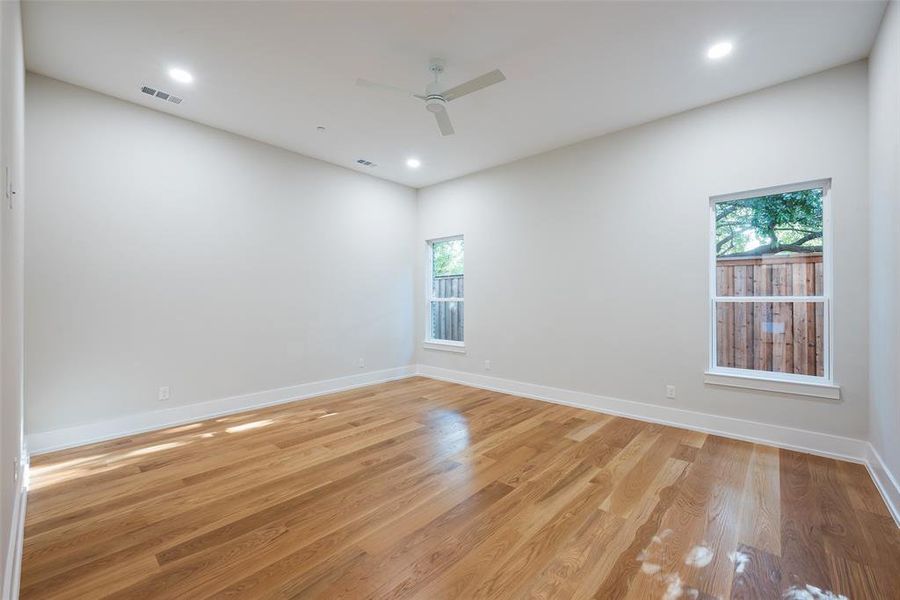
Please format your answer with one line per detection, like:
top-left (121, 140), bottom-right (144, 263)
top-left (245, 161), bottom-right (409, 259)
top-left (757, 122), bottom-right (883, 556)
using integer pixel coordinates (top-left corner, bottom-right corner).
top-left (20, 377), bottom-right (899, 599)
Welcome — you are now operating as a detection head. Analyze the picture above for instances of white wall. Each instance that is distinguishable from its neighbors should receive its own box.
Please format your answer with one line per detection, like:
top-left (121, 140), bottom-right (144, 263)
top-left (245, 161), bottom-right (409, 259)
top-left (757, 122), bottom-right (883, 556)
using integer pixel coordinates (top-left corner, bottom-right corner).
top-left (417, 62), bottom-right (870, 440)
top-left (23, 55), bottom-right (882, 458)
top-left (868, 1), bottom-right (900, 484)
top-left (0, 0), bottom-right (26, 596)
top-left (25, 74), bottom-right (417, 435)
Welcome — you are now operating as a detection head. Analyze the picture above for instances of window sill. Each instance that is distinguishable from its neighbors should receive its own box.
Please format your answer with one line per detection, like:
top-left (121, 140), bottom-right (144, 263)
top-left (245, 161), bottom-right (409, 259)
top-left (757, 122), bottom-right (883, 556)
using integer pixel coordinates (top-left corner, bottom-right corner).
top-left (704, 371), bottom-right (840, 400)
top-left (423, 340), bottom-right (466, 354)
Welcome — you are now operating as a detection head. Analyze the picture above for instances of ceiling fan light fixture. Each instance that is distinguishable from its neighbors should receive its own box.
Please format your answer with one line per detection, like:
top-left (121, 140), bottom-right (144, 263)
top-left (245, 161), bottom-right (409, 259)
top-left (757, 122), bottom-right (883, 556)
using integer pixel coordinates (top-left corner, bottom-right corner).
top-left (425, 97), bottom-right (446, 113)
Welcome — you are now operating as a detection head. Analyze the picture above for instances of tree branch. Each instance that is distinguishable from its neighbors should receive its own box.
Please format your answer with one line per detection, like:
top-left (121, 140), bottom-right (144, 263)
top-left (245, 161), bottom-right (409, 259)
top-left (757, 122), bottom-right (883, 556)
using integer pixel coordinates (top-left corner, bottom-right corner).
top-left (721, 244), bottom-right (823, 258)
top-left (716, 227), bottom-right (754, 252)
top-left (774, 228), bottom-right (822, 236)
top-left (787, 232), bottom-right (822, 246)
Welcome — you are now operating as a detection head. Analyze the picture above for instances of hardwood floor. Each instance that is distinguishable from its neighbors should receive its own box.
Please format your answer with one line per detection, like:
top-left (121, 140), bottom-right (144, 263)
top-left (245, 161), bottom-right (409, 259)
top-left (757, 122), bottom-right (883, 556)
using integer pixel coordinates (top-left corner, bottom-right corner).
top-left (21, 377), bottom-right (899, 599)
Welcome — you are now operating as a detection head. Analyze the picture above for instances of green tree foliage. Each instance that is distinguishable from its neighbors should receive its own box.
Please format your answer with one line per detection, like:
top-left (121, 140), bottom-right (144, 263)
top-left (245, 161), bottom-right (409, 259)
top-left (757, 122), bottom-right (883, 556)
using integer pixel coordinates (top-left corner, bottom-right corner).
top-left (432, 239), bottom-right (464, 276)
top-left (716, 189), bottom-right (823, 257)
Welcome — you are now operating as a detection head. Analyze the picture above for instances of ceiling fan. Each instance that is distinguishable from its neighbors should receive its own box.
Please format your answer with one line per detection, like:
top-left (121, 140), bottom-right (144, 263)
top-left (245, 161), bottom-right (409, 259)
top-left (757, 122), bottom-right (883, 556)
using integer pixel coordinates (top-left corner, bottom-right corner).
top-left (356, 59), bottom-right (506, 136)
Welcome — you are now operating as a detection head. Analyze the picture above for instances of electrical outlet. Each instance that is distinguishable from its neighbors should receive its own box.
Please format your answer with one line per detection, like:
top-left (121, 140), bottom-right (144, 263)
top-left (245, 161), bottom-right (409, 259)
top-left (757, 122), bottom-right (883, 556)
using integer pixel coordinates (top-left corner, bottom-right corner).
top-left (158, 386), bottom-right (171, 401)
top-left (666, 385), bottom-right (676, 400)
top-left (484, 359), bottom-right (491, 371)
top-left (358, 358), bottom-right (365, 368)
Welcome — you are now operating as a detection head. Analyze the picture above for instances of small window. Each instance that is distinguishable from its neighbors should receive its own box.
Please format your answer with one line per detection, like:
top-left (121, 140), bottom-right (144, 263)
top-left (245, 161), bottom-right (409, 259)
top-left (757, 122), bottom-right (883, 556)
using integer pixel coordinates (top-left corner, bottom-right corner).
top-left (426, 236), bottom-right (464, 346)
top-left (710, 181), bottom-right (831, 383)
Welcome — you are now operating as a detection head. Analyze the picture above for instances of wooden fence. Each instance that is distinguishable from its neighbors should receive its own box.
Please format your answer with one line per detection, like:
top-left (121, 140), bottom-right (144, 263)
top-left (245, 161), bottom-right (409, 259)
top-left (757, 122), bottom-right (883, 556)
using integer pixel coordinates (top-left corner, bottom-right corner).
top-left (715, 253), bottom-right (824, 376)
top-left (431, 274), bottom-right (464, 342)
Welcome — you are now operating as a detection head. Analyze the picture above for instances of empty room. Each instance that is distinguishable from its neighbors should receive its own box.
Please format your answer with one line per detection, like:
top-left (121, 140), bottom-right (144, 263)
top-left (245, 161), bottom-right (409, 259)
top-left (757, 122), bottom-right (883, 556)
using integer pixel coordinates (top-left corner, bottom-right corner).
top-left (0, 0), bottom-right (898, 598)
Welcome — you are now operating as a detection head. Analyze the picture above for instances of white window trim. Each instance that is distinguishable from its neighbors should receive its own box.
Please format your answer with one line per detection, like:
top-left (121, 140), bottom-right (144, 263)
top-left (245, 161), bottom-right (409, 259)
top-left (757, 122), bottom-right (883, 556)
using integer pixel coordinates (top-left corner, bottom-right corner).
top-left (423, 339), bottom-right (467, 353)
top-left (425, 235), bottom-right (465, 350)
top-left (706, 179), bottom-right (838, 398)
top-left (703, 370), bottom-right (840, 400)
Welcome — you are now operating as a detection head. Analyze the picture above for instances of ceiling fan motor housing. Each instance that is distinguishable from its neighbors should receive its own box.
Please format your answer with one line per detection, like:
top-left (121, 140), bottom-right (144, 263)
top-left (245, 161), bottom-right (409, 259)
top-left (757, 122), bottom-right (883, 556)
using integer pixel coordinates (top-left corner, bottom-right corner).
top-left (425, 95), bottom-right (447, 113)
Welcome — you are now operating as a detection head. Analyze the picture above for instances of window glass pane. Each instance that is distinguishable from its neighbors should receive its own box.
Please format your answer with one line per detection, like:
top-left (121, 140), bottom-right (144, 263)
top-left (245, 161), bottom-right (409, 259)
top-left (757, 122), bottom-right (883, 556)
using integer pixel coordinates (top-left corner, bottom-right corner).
top-left (431, 238), bottom-right (464, 298)
top-left (430, 301), bottom-right (464, 342)
top-left (433, 274), bottom-right (464, 299)
top-left (432, 239), bottom-right (464, 277)
top-left (715, 301), bottom-right (824, 376)
top-left (715, 189), bottom-right (823, 296)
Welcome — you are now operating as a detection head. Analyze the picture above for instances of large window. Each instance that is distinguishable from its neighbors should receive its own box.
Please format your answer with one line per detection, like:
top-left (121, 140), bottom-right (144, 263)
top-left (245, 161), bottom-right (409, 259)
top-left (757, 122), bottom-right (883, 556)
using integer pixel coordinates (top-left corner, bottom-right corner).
top-left (710, 181), bottom-right (831, 385)
top-left (426, 236), bottom-right (464, 347)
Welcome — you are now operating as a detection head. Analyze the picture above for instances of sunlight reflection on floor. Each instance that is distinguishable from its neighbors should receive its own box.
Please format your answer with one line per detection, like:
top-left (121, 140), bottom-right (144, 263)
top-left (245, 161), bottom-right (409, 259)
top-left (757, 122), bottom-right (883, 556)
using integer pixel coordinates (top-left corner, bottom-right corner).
top-left (122, 441), bottom-right (186, 458)
top-left (216, 413), bottom-right (258, 423)
top-left (29, 454), bottom-right (107, 475)
top-left (225, 419), bottom-right (274, 433)
top-left (162, 423), bottom-right (203, 434)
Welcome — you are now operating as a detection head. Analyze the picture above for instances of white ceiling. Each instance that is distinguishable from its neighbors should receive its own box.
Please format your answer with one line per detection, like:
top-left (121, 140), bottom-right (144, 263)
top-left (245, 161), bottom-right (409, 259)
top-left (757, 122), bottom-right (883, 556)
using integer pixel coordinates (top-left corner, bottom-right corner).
top-left (23, 1), bottom-right (886, 188)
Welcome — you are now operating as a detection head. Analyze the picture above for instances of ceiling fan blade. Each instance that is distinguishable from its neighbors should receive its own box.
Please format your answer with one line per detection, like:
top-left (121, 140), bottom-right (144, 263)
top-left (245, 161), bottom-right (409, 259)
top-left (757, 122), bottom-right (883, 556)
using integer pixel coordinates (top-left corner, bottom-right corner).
top-left (434, 108), bottom-right (455, 136)
top-left (355, 78), bottom-right (418, 98)
top-left (442, 69), bottom-right (506, 101)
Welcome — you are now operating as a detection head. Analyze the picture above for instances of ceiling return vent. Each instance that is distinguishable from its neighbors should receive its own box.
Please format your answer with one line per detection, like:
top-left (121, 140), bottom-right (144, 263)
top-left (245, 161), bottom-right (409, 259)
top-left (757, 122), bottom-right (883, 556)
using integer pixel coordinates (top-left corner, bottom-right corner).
top-left (140, 85), bottom-right (183, 105)
top-left (356, 159), bottom-right (377, 167)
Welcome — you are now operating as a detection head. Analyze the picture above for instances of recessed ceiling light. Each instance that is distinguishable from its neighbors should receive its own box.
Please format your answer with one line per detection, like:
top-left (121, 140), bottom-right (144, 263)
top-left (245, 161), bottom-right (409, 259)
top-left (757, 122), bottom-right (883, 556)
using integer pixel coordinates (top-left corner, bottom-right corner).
top-left (707, 41), bottom-right (733, 60)
top-left (406, 158), bottom-right (421, 169)
top-left (168, 67), bottom-right (194, 84)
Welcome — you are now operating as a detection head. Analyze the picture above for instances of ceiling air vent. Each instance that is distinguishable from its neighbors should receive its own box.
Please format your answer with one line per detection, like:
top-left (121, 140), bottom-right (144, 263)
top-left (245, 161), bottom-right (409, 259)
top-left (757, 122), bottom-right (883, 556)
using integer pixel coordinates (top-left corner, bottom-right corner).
top-left (356, 159), bottom-right (377, 167)
top-left (140, 85), bottom-right (183, 105)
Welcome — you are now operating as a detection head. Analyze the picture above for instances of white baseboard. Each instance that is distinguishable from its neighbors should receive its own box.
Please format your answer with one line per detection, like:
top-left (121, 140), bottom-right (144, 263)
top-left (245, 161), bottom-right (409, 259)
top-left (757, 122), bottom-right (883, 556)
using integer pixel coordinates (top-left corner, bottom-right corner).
top-left (26, 366), bottom-right (417, 455)
top-left (2, 454), bottom-right (27, 600)
top-left (866, 444), bottom-right (900, 527)
top-left (416, 365), bottom-right (900, 526)
top-left (415, 365), bottom-right (869, 462)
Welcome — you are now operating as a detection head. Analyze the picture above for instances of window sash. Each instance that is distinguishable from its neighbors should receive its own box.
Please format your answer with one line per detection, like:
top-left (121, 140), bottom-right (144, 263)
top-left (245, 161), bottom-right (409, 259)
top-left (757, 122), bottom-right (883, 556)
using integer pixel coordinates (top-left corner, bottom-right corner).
top-left (710, 298), bottom-right (830, 382)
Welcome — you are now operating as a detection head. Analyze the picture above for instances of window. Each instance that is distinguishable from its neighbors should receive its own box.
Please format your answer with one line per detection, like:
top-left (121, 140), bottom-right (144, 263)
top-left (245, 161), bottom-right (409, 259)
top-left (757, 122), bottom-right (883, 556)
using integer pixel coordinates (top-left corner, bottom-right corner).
top-left (709, 181), bottom-right (833, 389)
top-left (426, 236), bottom-right (464, 349)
